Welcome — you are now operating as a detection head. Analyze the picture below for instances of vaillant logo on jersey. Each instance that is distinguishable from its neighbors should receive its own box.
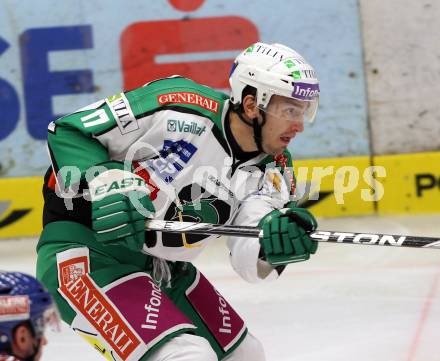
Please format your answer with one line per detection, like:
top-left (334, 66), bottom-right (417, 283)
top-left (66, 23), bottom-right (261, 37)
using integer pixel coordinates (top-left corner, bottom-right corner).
top-left (167, 119), bottom-right (206, 136)
top-left (167, 119), bottom-right (177, 132)
top-left (157, 92), bottom-right (219, 113)
top-left (106, 93), bottom-right (139, 134)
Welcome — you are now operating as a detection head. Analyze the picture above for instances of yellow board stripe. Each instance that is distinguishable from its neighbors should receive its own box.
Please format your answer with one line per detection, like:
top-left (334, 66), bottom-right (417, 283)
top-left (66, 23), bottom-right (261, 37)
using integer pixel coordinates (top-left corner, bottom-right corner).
top-left (0, 176), bottom-right (44, 238)
top-left (373, 152), bottom-right (440, 214)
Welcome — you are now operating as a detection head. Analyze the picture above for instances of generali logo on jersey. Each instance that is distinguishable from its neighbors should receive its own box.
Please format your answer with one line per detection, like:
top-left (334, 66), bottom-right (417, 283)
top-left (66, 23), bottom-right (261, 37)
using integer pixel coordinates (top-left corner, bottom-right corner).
top-left (57, 253), bottom-right (141, 360)
top-left (0, 296), bottom-right (30, 322)
top-left (157, 92), bottom-right (219, 113)
top-left (59, 273), bottom-right (141, 360)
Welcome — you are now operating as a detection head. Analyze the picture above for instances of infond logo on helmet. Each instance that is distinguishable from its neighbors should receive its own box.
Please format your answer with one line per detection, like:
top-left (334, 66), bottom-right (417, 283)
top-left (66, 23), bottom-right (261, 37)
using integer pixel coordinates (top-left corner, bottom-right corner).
top-left (292, 82), bottom-right (320, 101)
top-left (167, 119), bottom-right (206, 136)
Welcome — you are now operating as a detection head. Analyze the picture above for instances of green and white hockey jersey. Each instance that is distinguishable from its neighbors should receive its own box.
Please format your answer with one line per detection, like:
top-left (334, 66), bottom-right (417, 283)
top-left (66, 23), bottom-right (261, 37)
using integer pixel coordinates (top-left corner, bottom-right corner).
top-left (47, 76), bottom-right (294, 283)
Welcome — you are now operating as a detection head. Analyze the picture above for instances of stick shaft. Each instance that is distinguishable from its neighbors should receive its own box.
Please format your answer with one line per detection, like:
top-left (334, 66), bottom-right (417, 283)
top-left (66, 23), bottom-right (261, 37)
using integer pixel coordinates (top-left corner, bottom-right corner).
top-left (146, 219), bottom-right (261, 238)
top-left (145, 220), bottom-right (440, 249)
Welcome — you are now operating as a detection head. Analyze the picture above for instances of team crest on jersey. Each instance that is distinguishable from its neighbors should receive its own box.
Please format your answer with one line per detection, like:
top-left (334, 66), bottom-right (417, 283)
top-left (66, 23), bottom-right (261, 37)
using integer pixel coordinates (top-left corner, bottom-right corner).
top-left (106, 92), bottom-right (139, 134)
top-left (161, 185), bottom-right (231, 247)
top-left (157, 92), bottom-right (219, 113)
top-left (170, 198), bottom-right (220, 225)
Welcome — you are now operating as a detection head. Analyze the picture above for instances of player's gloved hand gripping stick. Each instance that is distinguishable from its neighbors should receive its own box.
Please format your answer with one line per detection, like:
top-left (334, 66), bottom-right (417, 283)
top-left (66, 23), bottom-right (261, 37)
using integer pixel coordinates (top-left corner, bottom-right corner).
top-left (89, 161), bottom-right (155, 251)
top-left (257, 203), bottom-right (318, 266)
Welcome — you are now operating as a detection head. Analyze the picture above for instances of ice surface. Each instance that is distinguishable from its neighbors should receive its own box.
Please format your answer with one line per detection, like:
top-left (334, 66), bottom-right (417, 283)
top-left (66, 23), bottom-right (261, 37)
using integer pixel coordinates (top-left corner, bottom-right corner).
top-left (1, 215), bottom-right (439, 361)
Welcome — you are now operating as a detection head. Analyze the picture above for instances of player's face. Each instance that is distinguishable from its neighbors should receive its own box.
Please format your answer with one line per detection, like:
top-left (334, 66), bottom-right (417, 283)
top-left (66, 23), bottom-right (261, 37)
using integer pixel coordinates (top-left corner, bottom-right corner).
top-left (260, 95), bottom-right (307, 155)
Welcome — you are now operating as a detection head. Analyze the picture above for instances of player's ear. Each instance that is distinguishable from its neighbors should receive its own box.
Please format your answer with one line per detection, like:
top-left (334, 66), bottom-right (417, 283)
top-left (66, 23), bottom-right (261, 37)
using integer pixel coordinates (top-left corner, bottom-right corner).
top-left (242, 94), bottom-right (259, 119)
top-left (13, 324), bottom-right (33, 352)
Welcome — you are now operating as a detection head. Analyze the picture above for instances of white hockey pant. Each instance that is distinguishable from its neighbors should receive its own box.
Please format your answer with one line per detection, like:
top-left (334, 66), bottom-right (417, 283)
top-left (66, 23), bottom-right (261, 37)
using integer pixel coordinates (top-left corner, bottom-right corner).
top-left (148, 333), bottom-right (265, 361)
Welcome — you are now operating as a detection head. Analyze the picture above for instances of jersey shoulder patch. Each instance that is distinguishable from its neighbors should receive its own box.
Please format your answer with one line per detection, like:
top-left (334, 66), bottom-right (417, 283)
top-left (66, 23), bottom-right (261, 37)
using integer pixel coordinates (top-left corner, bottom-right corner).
top-left (126, 76), bottom-right (229, 125)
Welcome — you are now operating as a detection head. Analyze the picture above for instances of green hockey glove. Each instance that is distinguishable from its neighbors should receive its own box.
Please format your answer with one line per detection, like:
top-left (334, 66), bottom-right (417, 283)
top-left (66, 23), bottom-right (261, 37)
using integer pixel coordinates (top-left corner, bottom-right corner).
top-left (89, 162), bottom-right (155, 251)
top-left (258, 204), bottom-right (318, 266)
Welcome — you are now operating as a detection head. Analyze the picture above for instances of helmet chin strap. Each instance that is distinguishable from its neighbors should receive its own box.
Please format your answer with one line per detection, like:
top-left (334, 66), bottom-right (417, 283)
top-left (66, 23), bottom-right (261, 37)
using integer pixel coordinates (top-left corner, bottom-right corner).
top-left (235, 109), bottom-right (267, 153)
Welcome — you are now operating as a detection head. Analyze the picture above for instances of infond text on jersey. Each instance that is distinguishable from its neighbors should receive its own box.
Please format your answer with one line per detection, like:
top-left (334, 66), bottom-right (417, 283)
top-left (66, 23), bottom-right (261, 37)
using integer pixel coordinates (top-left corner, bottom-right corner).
top-left (167, 119), bottom-right (206, 136)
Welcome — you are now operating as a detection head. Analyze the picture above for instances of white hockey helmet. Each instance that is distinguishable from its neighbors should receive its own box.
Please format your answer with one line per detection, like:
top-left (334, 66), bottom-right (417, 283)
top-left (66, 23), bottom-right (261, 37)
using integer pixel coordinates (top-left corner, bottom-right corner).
top-left (229, 42), bottom-right (320, 123)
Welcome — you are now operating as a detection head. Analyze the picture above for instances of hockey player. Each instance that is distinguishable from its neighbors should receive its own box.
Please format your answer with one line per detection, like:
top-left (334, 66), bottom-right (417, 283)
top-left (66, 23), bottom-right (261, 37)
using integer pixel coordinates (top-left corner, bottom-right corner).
top-left (36, 42), bottom-right (320, 360)
top-left (0, 272), bottom-right (60, 361)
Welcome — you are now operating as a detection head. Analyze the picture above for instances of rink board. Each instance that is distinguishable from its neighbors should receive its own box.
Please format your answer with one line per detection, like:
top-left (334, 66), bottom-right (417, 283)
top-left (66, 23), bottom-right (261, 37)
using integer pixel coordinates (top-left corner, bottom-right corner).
top-left (0, 176), bottom-right (44, 238)
top-left (374, 151), bottom-right (440, 214)
top-left (3, 152), bottom-right (438, 238)
top-left (294, 156), bottom-right (375, 218)
top-left (0, 156), bottom-right (375, 238)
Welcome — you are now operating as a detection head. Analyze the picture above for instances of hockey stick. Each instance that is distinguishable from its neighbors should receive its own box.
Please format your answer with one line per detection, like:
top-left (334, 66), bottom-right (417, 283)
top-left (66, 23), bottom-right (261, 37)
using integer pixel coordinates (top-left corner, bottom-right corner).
top-left (145, 219), bottom-right (440, 249)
